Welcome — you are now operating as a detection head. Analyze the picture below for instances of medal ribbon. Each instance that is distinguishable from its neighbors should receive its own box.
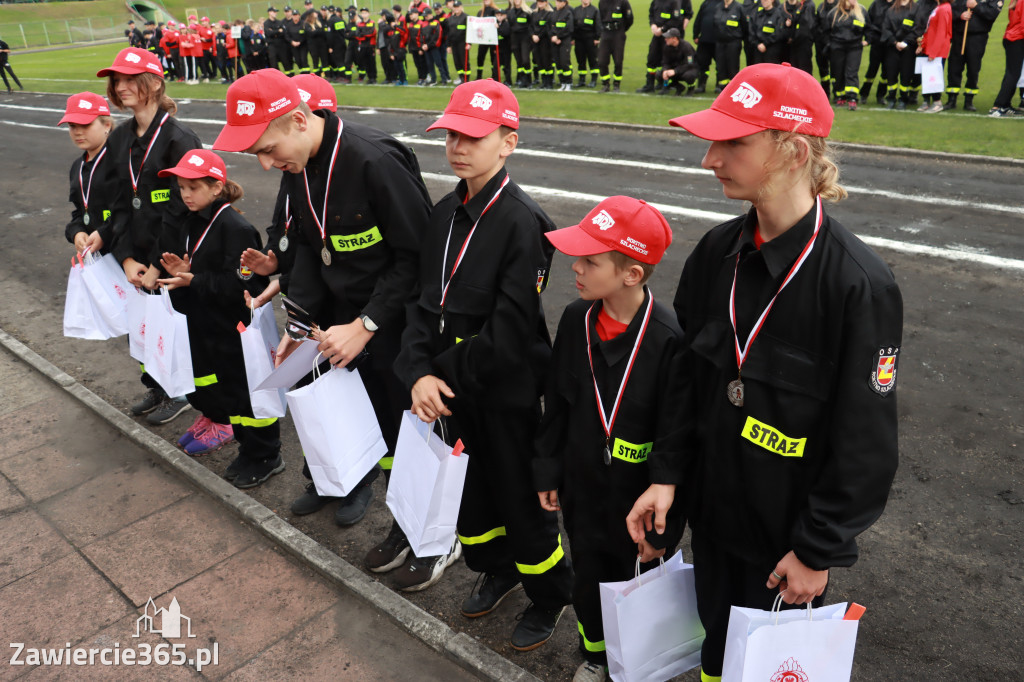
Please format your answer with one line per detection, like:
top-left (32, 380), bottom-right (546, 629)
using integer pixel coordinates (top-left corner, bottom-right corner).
top-left (79, 148), bottom-right (108, 216)
top-left (729, 196), bottom-right (823, 375)
top-left (302, 118), bottom-right (344, 248)
top-left (186, 203), bottom-right (233, 258)
top-left (440, 174), bottom-right (511, 309)
top-left (284, 194), bottom-right (292, 234)
top-left (129, 112), bottom-right (170, 197)
top-left (584, 291), bottom-right (655, 443)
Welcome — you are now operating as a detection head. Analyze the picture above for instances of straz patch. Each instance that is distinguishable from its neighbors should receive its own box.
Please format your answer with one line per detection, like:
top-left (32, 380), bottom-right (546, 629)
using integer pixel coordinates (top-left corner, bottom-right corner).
top-left (870, 346), bottom-right (899, 395)
top-left (611, 438), bottom-right (652, 464)
top-left (150, 189), bottom-right (171, 203)
top-left (741, 417), bottom-right (806, 458)
top-left (330, 226), bottom-right (383, 252)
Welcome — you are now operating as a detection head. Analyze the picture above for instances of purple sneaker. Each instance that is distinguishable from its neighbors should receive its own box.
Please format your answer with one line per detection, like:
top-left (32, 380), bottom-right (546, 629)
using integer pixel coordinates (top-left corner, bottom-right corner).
top-left (184, 422), bottom-right (234, 456)
top-left (178, 415), bottom-right (212, 449)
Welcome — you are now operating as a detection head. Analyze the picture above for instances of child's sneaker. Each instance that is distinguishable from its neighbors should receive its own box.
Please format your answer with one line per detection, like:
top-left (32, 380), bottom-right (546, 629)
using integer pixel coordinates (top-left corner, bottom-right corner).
top-left (573, 661), bottom-right (608, 682)
top-left (184, 422), bottom-right (234, 456)
top-left (232, 454), bottom-right (286, 489)
top-left (177, 415), bottom-right (212, 448)
top-left (393, 540), bottom-right (462, 592)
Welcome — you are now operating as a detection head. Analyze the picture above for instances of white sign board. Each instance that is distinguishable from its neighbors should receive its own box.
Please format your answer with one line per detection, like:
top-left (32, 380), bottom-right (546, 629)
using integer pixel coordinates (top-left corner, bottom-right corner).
top-left (466, 16), bottom-right (498, 45)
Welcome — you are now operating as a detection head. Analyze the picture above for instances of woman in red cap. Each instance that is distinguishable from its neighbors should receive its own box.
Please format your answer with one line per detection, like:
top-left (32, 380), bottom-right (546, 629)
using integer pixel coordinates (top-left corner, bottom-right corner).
top-left (628, 62), bottom-right (902, 682)
top-left (98, 47), bottom-right (203, 425)
top-left (154, 149), bottom-right (284, 486)
top-left (58, 92), bottom-right (115, 256)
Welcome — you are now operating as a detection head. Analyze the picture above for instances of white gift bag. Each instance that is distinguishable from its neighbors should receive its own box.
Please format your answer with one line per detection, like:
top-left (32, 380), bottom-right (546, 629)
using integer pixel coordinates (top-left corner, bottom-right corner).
top-left (142, 287), bottom-right (195, 397)
top-left (79, 251), bottom-right (132, 337)
top-left (238, 302), bottom-right (287, 419)
top-left (285, 360), bottom-right (387, 497)
top-left (63, 254), bottom-right (106, 340)
top-left (386, 412), bottom-right (470, 557)
top-left (920, 57), bottom-right (944, 94)
top-left (127, 286), bottom-right (148, 362)
top-left (722, 598), bottom-right (859, 682)
top-left (599, 550), bottom-right (705, 682)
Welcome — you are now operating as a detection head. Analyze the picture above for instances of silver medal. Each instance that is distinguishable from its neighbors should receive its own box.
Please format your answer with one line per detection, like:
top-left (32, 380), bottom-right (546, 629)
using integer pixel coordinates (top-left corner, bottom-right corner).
top-left (279, 234), bottom-right (290, 252)
top-left (438, 313), bottom-right (445, 334)
top-left (727, 378), bottom-right (745, 407)
top-left (83, 213), bottom-right (91, 226)
top-left (321, 246), bottom-right (332, 266)
top-left (603, 444), bottom-right (612, 466)
top-left (132, 196), bottom-right (142, 209)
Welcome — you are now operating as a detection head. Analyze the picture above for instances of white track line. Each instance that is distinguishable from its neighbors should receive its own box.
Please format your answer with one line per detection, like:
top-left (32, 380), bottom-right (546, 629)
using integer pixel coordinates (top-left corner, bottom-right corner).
top-left (3, 114), bottom-right (1021, 272)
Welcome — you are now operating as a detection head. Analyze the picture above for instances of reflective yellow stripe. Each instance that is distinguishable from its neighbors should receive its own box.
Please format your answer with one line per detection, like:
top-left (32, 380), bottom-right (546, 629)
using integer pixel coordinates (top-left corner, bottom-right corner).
top-left (379, 456), bottom-right (394, 470)
top-left (194, 373), bottom-right (218, 387)
top-left (762, 26), bottom-right (775, 33)
top-left (139, 364), bottom-right (146, 372)
top-left (660, 12), bottom-right (671, 18)
top-left (578, 621), bottom-right (606, 652)
top-left (458, 526), bottom-right (507, 545)
top-left (515, 534), bottom-right (565, 575)
top-left (701, 671), bottom-right (722, 682)
top-left (726, 19), bottom-right (739, 26)
top-left (228, 415), bottom-right (278, 427)
top-left (102, 209), bottom-right (111, 221)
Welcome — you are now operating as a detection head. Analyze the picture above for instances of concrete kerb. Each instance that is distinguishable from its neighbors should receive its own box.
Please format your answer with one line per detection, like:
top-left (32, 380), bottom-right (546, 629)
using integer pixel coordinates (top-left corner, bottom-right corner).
top-left (0, 326), bottom-right (541, 682)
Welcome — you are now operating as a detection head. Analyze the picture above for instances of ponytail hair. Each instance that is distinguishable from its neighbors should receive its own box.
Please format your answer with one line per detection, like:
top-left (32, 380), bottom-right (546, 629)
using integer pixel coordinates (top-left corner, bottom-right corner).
top-left (198, 177), bottom-right (246, 212)
top-left (760, 130), bottom-right (847, 204)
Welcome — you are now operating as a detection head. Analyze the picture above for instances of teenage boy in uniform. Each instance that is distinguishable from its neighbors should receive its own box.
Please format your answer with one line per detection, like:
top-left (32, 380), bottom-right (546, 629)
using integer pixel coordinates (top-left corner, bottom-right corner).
top-left (534, 197), bottom-right (686, 682)
top-left (212, 68), bottom-right (430, 542)
top-left (394, 80), bottom-right (573, 650)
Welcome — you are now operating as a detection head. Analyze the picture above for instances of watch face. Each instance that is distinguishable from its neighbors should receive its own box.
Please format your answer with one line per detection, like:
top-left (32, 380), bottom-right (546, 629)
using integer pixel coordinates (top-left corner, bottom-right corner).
top-left (361, 315), bottom-right (378, 331)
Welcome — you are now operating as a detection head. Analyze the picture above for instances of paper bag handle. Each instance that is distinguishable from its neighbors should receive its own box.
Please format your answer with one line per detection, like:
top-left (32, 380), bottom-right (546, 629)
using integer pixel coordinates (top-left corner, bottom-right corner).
top-left (770, 592), bottom-right (814, 625)
top-left (312, 351), bottom-right (325, 379)
top-left (633, 555), bottom-right (667, 585)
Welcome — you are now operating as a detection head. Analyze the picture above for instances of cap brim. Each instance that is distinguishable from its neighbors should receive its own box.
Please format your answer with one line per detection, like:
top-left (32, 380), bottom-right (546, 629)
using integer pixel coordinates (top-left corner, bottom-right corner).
top-left (544, 225), bottom-right (611, 257)
top-left (96, 65), bottom-right (152, 77)
top-left (426, 112), bottom-right (499, 137)
top-left (668, 107), bottom-right (766, 141)
top-left (58, 113), bottom-right (101, 125)
top-left (157, 167), bottom-right (212, 179)
top-left (212, 121), bottom-right (271, 153)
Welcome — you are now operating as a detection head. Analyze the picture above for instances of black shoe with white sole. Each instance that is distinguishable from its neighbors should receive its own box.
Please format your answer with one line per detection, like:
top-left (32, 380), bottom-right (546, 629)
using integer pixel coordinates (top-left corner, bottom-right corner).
top-left (145, 397), bottom-right (191, 425)
top-left (364, 520), bottom-right (411, 573)
top-left (131, 387), bottom-right (166, 415)
top-left (232, 455), bottom-right (285, 489)
top-left (393, 540), bottom-right (462, 592)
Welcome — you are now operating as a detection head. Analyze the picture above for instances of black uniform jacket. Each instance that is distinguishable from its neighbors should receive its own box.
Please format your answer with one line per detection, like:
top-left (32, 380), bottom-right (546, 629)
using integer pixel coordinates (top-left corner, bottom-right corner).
top-left (574, 4), bottom-right (604, 37)
top-left (952, 0), bottom-right (1003, 34)
top-left (663, 38), bottom-right (697, 68)
top-left (509, 6), bottom-right (532, 34)
top-left (158, 199), bottom-right (268, 387)
top-left (748, 3), bottom-right (790, 45)
top-left (864, 0), bottom-right (890, 42)
top-left (824, 5), bottom-right (871, 43)
top-left (395, 167), bottom-right (556, 410)
top-left (533, 291), bottom-right (687, 552)
top-left (108, 112), bottom-right (202, 269)
top-left (263, 174), bottom-right (299, 295)
top-left (674, 204), bottom-right (902, 572)
top-left (66, 148), bottom-right (117, 252)
top-left (880, 2), bottom-right (917, 46)
top-left (446, 12), bottom-right (468, 45)
top-left (786, 0), bottom-right (818, 42)
top-left (599, 0), bottom-right (635, 30)
top-left (714, 0), bottom-right (749, 41)
top-left (530, 7), bottom-right (553, 39)
top-left (550, 5), bottom-right (576, 40)
top-left (814, 0), bottom-right (838, 41)
top-left (693, 0), bottom-right (722, 43)
top-left (650, 0), bottom-right (687, 29)
top-left (287, 111), bottom-right (429, 331)
top-left (266, 17), bottom-right (289, 44)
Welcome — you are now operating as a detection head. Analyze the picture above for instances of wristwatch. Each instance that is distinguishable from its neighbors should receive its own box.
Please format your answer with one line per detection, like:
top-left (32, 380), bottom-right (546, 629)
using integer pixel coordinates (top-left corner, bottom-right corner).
top-left (359, 314), bottom-right (379, 332)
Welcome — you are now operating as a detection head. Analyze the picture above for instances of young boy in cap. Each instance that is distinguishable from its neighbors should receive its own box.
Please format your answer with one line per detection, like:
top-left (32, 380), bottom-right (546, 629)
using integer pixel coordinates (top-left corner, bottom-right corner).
top-left (394, 79), bottom-right (572, 649)
top-left (213, 68), bottom-right (430, 541)
top-left (534, 196), bottom-right (686, 682)
top-left (628, 62), bottom-right (901, 681)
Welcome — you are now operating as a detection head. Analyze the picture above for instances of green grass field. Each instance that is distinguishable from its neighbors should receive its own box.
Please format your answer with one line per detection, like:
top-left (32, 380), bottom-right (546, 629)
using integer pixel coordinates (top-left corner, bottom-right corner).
top-left (3, 1), bottom-right (1022, 156)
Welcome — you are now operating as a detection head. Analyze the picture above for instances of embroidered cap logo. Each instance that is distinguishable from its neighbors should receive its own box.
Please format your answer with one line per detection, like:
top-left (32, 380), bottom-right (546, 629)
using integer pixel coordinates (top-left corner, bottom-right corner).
top-left (235, 100), bottom-right (257, 116)
top-left (297, 87), bottom-right (311, 103)
top-left (187, 154), bottom-right (205, 167)
top-left (470, 93), bottom-right (493, 110)
top-left (731, 81), bottom-right (763, 109)
top-left (78, 99), bottom-right (93, 110)
top-left (591, 209), bottom-right (615, 231)
top-left (125, 52), bottom-right (142, 63)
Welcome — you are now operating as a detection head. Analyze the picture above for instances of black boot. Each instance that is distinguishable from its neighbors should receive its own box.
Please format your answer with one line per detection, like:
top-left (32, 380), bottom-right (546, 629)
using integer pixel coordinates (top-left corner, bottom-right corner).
top-left (578, 75), bottom-right (587, 88)
top-left (963, 94), bottom-right (976, 112)
top-left (820, 79), bottom-right (831, 101)
top-left (876, 82), bottom-right (888, 106)
top-left (612, 79), bottom-right (620, 92)
top-left (694, 79), bottom-right (706, 94)
top-left (590, 75), bottom-right (597, 87)
top-left (636, 73), bottom-right (655, 93)
top-left (943, 93), bottom-right (958, 111)
top-left (859, 79), bottom-right (872, 101)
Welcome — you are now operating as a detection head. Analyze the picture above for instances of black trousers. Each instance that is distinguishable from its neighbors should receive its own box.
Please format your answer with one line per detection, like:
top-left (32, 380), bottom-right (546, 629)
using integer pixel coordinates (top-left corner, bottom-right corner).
top-left (883, 45), bottom-right (916, 101)
top-left (554, 40), bottom-right (573, 82)
top-left (412, 50), bottom-right (428, 81)
top-left (358, 43), bottom-right (377, 80)
top-left (497, 40), bottom-right (512, 82)
top-left (597, 29), bottom-right (627, 81)
top-left (814, 38), bottom-right (831, 88)
top-left (329, 42), bottom-right (346, 77)
top-left (451, 41), bottom-right (469, 78)
top-left (862, 40), bottom-right (886, 90)
top-left (645, 35), bottom-right (665, 77)
top-left (714, 39), bottom-right (741, 87)
top-left (694, 40), bottom-right (715, 85)
top-left (449, 402), bottom-right (573, 611)
top-left (691, 531), bottom-right (827, 678)
top-left (476, 43), bottom-right (498, 79)
top-left (788, 38), bottom-right (814, 74)
top-left (993, 37), bottom-right (1024, 109)
top-left (947, 31), bottom-right (988, 96)
top-left (533, 39), bottom-right (552, 82)
top-left (750, 41), bottom-right (785, 64)
top-left (269, 42), bottom-right (292, 73)
top-left (574, 36), bottom-right (599, 80)
top-left (512, 32), bottom-right (532, 82)
top-left (292, 44), bottom-right (309, 73)
top-left (830, 40), bottom-right (862, 98)
top-left (308, 38), bottom-right (329, 75)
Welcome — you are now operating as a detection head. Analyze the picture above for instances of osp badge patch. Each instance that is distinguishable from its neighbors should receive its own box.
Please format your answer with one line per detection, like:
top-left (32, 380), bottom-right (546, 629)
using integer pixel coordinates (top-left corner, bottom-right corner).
top-left (870, 346), bottom-right (899, 395)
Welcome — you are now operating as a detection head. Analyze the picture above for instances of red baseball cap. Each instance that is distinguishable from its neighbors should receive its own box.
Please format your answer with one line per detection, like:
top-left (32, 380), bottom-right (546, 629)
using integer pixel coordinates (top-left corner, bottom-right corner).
top-left (57, 92), bottom-right (111, 125)
top-left (669, 62), bottom-right (833, 140)
top-left (158, 149), bottom-right (228, 181)
top-left (96, 47), bottom-right (165, 78)
top-left (213, 69), bottom-right (301, 152)
top-left (293, 73), bottom-right (337, 112)
top-left (426, 79), bottom-right (519, 137)
top-left (546, 196), bottom-right (672, 266)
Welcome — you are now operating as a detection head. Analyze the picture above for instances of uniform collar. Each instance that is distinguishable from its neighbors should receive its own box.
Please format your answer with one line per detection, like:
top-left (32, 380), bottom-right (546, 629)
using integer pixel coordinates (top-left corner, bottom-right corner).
top-left (588, 286), bottom-right (651, 367)
top-left (454, 166), bottom-right (509, 223)
top-left (134, 109), bottom-right (168, 144)
top-left (727, 204), bottom-right (818, 279)
top-left (309, 110), bottom-right (343, 171)
top-left (194, 197), bottom-right (227, 221)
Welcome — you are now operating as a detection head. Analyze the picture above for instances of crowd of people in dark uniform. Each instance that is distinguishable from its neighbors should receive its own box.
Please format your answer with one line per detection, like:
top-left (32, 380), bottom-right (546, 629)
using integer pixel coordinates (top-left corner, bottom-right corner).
top-left (115, 0), bottom-right (1024, 113)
